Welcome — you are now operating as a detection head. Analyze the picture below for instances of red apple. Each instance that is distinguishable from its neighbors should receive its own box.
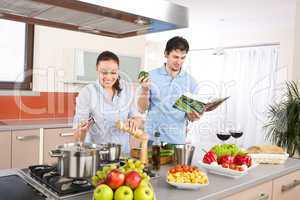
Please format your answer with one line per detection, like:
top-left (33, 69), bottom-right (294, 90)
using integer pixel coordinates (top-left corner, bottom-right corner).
top-left (106, 169), bottom-right (125, 190)
top-left (125, 171), bottom-right (142, 189)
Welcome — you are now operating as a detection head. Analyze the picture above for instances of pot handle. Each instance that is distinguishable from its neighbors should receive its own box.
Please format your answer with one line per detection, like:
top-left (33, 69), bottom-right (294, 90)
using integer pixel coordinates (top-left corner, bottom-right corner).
top-left (49, 150), bottom-right (64, 158)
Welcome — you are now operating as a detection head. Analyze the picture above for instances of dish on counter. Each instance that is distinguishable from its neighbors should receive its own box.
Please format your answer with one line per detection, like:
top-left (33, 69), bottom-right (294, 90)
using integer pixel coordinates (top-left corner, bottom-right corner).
top-left (248, 153), bottom-right (289, 164)
top-left (247, 145), bottom-right (288, 164)
top-left (166, 165), bottom-right (209, 190)
top-left (199, 144), bottom-right (258, 178)
top-left (198, 161), bottom-right (258, 178)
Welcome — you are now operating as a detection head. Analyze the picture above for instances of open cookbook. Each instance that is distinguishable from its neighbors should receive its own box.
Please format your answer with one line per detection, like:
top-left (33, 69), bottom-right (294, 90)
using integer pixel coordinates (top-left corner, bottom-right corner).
top-left (173, 94), bottom-right (230, 113)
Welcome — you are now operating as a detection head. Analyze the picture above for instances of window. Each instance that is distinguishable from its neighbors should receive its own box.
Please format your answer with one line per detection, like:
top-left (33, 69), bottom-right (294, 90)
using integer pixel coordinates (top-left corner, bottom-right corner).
top-left (0, 19), bottom-right (34, 90)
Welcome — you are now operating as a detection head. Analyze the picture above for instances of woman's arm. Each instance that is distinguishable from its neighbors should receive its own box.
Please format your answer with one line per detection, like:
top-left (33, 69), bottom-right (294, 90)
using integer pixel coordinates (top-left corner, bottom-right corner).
top-left (72, 87), bottom-right (92, 142)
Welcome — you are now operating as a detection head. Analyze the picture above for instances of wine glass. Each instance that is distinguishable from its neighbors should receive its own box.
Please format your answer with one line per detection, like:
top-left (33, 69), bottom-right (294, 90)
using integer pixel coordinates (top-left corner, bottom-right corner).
top-left (216, 130), bottom-right (231, 144)
top-left (229, 125), bottom-right (243, 146)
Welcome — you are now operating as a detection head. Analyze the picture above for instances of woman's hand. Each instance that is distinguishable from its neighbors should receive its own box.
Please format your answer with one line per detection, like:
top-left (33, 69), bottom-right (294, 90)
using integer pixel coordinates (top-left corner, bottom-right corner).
top-left (187, 111), bottom-right (202, 122)
top-left (125, 117), bottom-right (141, 133)
top-left (74, 119), bottom-right (94, 142)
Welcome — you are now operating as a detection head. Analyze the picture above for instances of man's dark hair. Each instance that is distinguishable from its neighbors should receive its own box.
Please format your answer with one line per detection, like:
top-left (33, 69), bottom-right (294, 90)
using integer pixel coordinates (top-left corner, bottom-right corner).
top-left (96, 51), bottom-right (122, 95)
top-left (164, 36), bottom-right (189, 55)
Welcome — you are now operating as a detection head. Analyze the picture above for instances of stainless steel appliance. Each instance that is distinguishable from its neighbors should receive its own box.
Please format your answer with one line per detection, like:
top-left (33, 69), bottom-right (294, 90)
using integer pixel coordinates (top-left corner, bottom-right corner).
top-left (0, 0), bottom-right (188, 38)
top-left (0, 167), bottom-right (93, 200)
top-left (49, 143), bottom-right (99, 178)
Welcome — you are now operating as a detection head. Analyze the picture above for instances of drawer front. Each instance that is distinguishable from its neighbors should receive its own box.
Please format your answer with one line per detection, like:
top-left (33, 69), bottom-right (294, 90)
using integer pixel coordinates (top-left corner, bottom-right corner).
top-left (12, 129), bottom-right (40, 169)
top-left (43, 128), bottom-right (75, 165)
top-left (273, 170), bottom-right (300, 200)
top-left (223, 181), bottom-right (273, 200)
top-left (0, 132), bottom-right (11, 169)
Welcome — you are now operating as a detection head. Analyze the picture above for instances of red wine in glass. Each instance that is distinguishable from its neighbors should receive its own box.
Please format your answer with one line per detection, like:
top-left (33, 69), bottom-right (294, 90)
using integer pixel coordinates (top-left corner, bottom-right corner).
top-left (216, 133), bottom-right (231, 141)
top-left (229, 130), bottom-right (243, 138)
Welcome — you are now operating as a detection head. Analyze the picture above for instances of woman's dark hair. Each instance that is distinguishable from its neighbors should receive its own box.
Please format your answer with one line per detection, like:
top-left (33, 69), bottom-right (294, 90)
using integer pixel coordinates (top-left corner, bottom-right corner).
top-left (164, 36), bottom-right (189, 55)
top-left (96, 51), bottom-right (122, 95)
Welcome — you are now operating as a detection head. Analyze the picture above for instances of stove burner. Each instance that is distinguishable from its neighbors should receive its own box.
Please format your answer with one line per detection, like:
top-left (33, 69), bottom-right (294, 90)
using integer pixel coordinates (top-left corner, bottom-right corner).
top-left (72, 179), bottom-right (88, 185)
top-left (28, 165), bottom-right (93, 196)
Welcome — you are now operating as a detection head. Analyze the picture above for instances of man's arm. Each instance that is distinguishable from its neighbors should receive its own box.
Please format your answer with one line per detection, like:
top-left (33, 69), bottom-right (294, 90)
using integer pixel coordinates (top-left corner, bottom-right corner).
top-left (137, 77), bottom-right (151, 113)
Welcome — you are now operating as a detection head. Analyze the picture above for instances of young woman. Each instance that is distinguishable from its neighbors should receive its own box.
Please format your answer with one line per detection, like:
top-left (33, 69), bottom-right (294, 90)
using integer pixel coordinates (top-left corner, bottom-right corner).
top-left (73, 51), bottom-right (142, 153)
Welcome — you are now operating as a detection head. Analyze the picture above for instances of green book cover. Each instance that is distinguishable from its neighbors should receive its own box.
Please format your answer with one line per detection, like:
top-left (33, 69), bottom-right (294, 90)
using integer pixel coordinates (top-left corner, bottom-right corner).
top-left (173, 95), bottom-right (230, 114)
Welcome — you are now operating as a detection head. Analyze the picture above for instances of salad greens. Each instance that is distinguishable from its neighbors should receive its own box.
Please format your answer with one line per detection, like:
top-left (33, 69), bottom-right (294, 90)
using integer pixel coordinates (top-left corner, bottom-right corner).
top-left (210, 144), bottom-right (246, 158)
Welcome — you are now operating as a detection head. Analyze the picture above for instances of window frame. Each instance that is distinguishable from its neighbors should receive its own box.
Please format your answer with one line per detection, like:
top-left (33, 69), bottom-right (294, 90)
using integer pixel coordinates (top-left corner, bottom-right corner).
top-left (0, 22), bottom-right (34, 90)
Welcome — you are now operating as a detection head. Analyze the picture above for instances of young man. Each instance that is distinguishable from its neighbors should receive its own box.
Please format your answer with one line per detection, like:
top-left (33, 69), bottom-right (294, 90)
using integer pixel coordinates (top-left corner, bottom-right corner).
top-left (138, 36), bottom-right (201, 144)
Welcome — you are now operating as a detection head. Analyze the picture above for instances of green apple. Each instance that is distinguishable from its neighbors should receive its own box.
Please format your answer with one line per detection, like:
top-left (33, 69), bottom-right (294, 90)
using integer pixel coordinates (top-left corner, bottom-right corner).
top-left (134, 186), bottom-right (154, 200)
top-left (114, 186), bottom-right (133, 200)
top-left (93, 184), bottom-right (113, 200)
top-left (139, 179), bottom-right (150, 187)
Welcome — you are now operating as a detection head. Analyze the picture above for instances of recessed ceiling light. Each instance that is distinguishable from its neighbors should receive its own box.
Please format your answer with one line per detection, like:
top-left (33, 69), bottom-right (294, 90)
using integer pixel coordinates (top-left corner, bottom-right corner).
top-left (134, 18), bottom-right (147, 25)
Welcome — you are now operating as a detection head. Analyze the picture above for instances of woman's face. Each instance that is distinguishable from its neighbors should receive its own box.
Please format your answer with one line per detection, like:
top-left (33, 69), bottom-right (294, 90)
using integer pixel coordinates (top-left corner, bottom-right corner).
top-left (97, 59), bottom-right (119, 89)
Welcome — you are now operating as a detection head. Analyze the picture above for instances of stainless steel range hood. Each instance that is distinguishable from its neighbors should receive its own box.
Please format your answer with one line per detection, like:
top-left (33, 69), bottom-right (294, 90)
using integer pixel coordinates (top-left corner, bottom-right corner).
top-left (0, 0), bottom-right (188, 38)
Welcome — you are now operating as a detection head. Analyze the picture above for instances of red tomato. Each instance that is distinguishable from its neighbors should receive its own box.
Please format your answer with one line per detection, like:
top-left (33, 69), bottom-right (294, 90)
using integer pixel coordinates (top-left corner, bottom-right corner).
top-left (222, 163), bottom-right (229, 168)
top-left (229, 164), bottom-right (236, 170)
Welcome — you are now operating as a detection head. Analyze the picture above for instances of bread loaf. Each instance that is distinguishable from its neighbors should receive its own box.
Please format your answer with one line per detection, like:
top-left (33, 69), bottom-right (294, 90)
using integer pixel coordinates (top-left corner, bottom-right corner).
top-left (247, 145), bottom-right (285, 154)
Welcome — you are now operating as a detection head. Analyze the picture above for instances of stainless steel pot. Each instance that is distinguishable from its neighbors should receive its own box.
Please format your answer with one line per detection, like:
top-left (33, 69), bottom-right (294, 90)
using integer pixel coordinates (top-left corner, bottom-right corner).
top-left (174, 144), bottom-right (195, 165)
top-left (98, 143), bottom-right (121, 162)
top-left (49, 143), bottom-right (100, 178)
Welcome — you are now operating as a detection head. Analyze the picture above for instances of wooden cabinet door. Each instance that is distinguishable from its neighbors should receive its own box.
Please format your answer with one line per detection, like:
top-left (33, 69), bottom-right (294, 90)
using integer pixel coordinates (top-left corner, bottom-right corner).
top-left (43, 128), bottom-right (75, 165)
top-left (12, 129), bottom-right (40, 169)
top-left (0, 131), bottom-right (11, 169)
top-left (273, 170), bottom-right (300, 200)
top-left (223, 181), bottom-right (273, 200)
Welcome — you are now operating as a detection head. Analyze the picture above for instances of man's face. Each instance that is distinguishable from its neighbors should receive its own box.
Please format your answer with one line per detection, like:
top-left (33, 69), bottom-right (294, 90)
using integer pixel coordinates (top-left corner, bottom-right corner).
top-left (96, 60), bottom-right (119, 88)
top-left (165, 49), bottom-right (187, 72)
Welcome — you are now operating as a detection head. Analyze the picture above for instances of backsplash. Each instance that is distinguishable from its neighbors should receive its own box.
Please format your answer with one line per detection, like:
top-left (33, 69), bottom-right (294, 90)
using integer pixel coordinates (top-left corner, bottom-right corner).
top-left (0, 92), bottom-right (77, 120)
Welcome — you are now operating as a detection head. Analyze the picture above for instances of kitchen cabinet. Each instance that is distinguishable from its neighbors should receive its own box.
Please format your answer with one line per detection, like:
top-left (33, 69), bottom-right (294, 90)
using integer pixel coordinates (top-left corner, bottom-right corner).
top-left (12, 129), bottom-right (40, 169)
top-left (43, 127), bottom-right (75, 165)
top-left (222, 181), bottom-right (273, 200)
top-left (0, 131), bottom-right (11, 169)
top-left (272, 170), bottom-right (300, 200)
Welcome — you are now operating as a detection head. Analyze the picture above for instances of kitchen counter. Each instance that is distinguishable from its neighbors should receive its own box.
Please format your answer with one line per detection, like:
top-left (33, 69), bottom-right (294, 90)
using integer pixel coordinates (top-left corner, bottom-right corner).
top-left (0, 118), bottom-right (72, 131)
top-left (0, 158), bottom-right (299, 200)
top-left (150, 158), bottom-right (300, 200)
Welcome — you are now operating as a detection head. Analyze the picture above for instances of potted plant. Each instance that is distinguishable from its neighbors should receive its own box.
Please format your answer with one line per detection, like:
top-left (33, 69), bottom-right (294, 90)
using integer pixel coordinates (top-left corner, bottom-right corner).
top-left (264, 81), bottom-right (300, 157)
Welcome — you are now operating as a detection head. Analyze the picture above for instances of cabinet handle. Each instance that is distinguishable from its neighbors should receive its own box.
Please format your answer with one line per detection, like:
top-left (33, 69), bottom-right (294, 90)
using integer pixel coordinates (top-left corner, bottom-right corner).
top-left (16, 135), bottom-right (39, 141)
top-left (59, 132), bottom-right (74, 137)
top-left (256, 193), bottom-right (269, 200)
top-left (281, 179), bottom-right (300, 192)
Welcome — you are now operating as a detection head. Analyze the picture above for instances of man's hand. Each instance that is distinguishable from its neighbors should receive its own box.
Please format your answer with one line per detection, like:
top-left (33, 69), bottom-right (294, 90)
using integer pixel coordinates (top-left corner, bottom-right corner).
top-left (187, 111), bottom-right (202, 122)
top-left (137, 77), bottom-right (151, 113)
top-left (139, 77), bottom-right (151, 92)
top-left (125, 117), bottom-right (141, 133)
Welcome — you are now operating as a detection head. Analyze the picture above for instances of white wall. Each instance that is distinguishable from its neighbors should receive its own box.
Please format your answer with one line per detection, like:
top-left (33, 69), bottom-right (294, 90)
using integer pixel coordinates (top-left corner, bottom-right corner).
top-left (293, 0), bottom-right (300, 81)
top-left (33, 25), bottom-right (146, 92)
top-left (146, 0), bottom-right (296, 83)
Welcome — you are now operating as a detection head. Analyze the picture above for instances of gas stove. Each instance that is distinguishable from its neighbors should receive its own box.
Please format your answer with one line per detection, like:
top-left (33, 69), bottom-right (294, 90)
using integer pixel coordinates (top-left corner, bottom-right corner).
top-left (0, 167), bottom-right (93, 200)
top-left (28, 165), bottom-right (94, 198)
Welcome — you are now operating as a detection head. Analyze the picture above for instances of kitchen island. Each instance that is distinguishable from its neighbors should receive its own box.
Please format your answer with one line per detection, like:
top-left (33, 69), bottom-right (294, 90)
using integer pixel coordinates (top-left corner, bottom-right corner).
top-left (0, 158), bottom-right (299, 200)
top-left (151, 158), bottom-right (300, 200)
